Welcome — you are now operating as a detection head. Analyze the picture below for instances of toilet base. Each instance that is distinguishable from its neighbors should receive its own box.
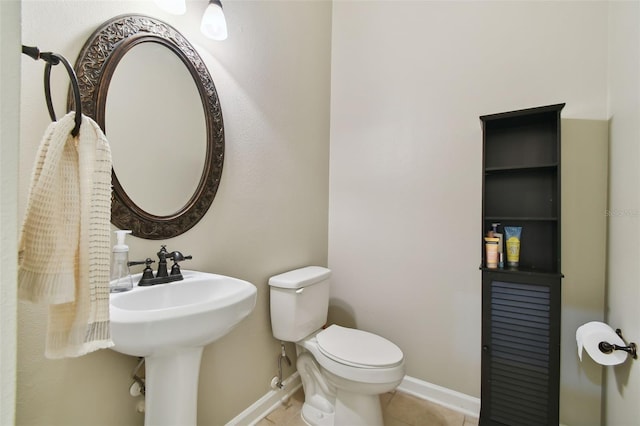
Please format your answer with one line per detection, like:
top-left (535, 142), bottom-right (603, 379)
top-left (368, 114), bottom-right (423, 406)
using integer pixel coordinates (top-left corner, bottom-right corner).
top-left (334, 390), bottom-right (384, 426)
top-left (301, 391), bottom-right (383, 426)
top-left (302, 402), bottom-right (334, 426)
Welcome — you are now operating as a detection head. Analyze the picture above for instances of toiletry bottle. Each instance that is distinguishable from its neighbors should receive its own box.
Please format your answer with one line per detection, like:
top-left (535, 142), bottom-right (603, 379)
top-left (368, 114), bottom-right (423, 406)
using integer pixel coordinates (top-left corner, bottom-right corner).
top-left (110, 230), bottom-right (134, 292)
top-left (491, 223), bottom-right (504, 268)
top-left (484, 236), bottom-right (500, 269)
top-left (504, 226), bottom-right (522, 268)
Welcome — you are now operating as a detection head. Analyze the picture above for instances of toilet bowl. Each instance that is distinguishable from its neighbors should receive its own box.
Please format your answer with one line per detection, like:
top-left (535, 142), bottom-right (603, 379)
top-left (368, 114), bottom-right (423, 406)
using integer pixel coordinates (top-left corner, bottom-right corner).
top-left (269, 267), bottom-right (405, 426)
top-left (297, 325), bottom-right (405, 426)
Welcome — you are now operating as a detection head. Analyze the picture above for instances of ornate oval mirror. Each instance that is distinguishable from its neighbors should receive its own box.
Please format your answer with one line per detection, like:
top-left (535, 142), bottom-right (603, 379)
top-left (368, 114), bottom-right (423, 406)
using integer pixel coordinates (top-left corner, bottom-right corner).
top-left (71, 14), bottom-right (224, 239)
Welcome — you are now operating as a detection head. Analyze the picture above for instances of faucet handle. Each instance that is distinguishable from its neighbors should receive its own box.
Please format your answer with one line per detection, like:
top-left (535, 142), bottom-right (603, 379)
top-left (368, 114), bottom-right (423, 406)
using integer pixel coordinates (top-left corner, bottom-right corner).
top-left (128, 258), bottom-right (156, 283)
top-left (167, 251), bottom-right (192, 262)
top-left (157, 245), bottom-right (169, 259)
top-left (167, 251), bottom-right (192, 276)
top-left (127, 258), bottom-right (155, 267)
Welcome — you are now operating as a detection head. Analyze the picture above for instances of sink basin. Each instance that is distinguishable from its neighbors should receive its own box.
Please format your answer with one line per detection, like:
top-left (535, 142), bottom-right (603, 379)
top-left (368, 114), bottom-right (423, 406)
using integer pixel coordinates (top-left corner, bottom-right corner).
top-left (110, 270), bottom-right (257, 356)
top-left (109, 270), bottom-right (257, 426)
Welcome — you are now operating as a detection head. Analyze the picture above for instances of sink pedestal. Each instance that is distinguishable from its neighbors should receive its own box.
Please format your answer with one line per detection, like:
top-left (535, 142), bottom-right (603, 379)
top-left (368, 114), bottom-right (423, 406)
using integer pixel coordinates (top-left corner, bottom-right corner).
top-left (109, 271), bottom-right (257, 425)
top-left (144, 347), bottom-right (204, 426)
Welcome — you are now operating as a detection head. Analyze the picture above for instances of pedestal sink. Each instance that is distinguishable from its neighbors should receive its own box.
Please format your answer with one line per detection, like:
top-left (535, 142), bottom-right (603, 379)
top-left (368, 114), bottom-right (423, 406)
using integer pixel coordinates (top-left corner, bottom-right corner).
top-left (109, 270), bottom-right (257, 426)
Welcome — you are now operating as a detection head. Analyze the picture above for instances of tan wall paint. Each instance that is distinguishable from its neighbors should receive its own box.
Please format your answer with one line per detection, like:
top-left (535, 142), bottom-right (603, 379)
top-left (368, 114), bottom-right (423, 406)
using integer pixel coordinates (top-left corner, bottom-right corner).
top-left (1, 1), bottom-right (20, 424)
top-left (17, 1), bottom-right (331, 425)
top-left (560, 119), bottom-right (608, 426)
top-left (605, 1), bottom-right (640, 424)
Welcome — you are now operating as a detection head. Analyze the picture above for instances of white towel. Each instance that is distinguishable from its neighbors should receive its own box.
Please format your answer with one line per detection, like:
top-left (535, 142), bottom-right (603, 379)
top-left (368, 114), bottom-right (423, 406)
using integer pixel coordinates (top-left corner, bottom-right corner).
top-left (19, 112), bottom-right (114, 358)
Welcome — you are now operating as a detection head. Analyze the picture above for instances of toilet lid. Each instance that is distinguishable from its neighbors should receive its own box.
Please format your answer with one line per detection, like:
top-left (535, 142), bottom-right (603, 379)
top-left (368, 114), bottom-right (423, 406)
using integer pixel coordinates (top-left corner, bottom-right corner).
top-left (316, 325), bottom-right (403, 368)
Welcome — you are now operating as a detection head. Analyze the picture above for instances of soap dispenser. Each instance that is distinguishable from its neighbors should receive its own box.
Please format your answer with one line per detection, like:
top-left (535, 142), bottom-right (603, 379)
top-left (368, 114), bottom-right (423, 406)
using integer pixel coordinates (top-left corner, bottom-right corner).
top-left (110, 230), bottom-right (134, 292)
top-left (491, 223), bottom-right (504, 269)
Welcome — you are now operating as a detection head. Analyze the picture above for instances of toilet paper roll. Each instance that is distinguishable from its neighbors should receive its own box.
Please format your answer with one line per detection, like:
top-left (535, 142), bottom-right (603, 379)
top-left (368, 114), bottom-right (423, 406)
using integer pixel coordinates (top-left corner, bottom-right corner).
top-left (576, 321), bottom-right (627, 366)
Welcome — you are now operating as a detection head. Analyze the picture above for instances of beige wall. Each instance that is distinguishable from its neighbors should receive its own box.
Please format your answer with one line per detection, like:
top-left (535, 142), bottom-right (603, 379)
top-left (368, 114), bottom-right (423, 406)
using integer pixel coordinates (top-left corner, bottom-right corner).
top-left (605, 1), bottom-right (640, 424)
top-left (561, 119), bottom-right (608, 426)
top-left (18, 1), bottom-right (331, 425)
top-left (329, 0), bottom-right (608, 399)
top-left (1, 1), bottom-right (20, 424)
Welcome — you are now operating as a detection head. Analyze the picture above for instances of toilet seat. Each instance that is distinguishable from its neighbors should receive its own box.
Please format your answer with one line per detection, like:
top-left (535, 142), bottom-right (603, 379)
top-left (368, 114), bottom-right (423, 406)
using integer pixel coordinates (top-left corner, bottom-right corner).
top-left (316, 325), bottom-right (403, 368)
top-left (298, 326), bottom-right (406, 386)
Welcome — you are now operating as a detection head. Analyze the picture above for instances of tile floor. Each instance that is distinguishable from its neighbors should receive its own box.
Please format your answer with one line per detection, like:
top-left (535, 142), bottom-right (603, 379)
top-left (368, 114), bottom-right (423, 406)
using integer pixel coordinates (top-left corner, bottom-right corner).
top-left (256, 388), bottom-right (479, 426)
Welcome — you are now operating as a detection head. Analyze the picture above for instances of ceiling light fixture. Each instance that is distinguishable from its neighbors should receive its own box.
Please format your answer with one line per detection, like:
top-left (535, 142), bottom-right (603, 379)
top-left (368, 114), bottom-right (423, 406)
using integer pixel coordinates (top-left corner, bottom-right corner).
top-left (200, 0), bottom-right (228, 41)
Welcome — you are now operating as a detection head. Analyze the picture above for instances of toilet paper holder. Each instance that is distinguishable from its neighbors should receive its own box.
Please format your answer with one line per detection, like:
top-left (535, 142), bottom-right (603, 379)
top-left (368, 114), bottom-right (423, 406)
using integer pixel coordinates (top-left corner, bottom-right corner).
top-left (598, 329), bottom-right (637, 360)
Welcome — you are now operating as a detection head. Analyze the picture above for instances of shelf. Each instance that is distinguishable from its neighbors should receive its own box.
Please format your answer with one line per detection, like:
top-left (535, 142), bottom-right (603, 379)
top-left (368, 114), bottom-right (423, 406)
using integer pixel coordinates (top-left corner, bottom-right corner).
top-left (480, 266), bottom-right (563, 278)
top-left (484, 169), bottom-right (557, 218)
top-left (484, 216), bottom-right (558, 222)
top-left (485, 163), bottom-right (558, 173)
top-left (481, 106), bottom-right (563, 171)
top-left (481, 219), bottom-right (558, 272)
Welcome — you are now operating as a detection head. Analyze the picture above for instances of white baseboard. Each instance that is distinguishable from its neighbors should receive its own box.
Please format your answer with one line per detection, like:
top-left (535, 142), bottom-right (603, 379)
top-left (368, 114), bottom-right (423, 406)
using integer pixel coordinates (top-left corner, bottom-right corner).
top-left (225, 372), bottom-right (302, 426)
top-left (397, 376), bottom-right (480, 419)
top-left (225, 373), bottom-right (480, 425)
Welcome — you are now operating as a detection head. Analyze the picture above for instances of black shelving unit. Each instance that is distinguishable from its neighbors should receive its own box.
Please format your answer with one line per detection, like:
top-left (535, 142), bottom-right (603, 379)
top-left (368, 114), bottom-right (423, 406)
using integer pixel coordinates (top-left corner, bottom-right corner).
top-left (479, 104), bottom-right (564, 426)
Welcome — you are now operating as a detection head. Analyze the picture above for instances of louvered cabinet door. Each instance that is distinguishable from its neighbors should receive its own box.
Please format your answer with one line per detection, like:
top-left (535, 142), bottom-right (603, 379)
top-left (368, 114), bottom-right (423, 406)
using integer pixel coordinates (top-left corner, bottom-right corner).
top-left (480, 271), bottom-right (561, 426)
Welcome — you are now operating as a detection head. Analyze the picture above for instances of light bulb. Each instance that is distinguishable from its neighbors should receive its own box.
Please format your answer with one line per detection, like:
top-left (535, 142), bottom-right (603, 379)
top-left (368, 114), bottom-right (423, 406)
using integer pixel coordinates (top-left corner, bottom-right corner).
top-left (154, 0), bottom-right (186, 15)
top-left (201, 0), bottom-right (228, 41)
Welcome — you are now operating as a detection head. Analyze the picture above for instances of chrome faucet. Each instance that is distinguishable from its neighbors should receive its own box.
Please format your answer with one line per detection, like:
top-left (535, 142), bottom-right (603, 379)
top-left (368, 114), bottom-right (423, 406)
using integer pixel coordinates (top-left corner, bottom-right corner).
top-left (128, 245), bottom-right (192, 286)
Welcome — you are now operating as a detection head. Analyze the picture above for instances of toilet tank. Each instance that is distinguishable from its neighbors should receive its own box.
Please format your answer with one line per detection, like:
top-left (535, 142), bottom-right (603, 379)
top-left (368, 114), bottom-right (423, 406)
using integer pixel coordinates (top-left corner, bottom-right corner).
top-left (269, 266), bottom-right (331, 342)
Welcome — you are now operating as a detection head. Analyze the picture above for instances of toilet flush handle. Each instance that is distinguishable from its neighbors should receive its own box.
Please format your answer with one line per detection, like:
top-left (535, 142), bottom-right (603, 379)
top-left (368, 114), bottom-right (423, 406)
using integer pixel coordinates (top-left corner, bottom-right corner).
top-left (296, 288), bottom-right (304, 294)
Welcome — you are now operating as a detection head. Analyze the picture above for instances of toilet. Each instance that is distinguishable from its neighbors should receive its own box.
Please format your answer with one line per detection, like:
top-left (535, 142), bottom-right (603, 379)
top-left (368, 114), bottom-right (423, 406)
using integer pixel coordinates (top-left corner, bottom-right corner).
top-left (269, 266), bottom-right (405, 426)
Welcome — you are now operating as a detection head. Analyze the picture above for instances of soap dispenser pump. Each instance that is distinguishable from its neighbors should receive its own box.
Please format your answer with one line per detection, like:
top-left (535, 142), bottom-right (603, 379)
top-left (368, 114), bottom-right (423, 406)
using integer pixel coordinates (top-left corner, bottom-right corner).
top-left (491, 223), bottom-right (504, 269)
top-left (110, 230), bottom-right (134, 293)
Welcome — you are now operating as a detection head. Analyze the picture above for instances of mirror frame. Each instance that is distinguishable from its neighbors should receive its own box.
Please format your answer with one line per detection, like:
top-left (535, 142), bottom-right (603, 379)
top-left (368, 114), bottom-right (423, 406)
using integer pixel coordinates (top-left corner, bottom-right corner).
top-left (71, 14), bottom-right (224, 239)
